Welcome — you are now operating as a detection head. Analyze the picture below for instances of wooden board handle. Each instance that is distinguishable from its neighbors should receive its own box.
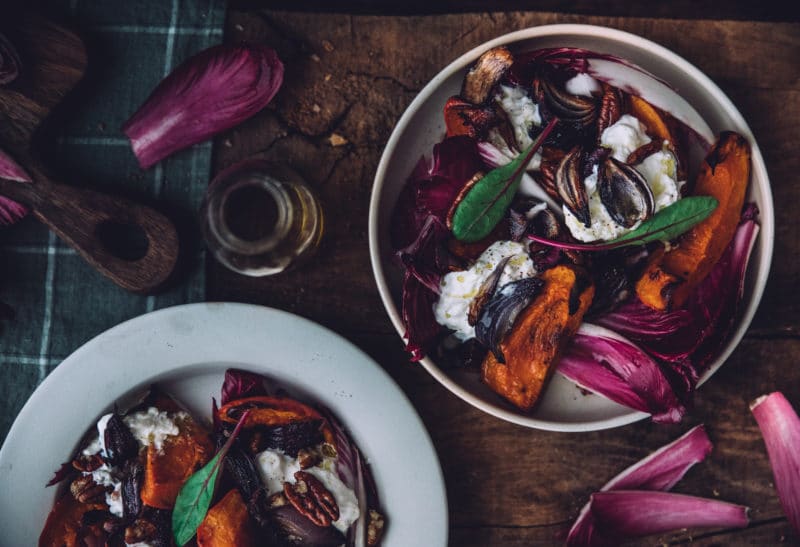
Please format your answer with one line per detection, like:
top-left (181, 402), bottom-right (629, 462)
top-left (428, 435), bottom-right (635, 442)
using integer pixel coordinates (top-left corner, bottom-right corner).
top-left (0, 167), bottom-right (179, 294)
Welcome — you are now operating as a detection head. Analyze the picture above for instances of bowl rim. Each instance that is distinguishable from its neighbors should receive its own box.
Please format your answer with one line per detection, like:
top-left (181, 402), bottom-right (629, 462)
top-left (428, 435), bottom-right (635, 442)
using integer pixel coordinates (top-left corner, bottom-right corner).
top-left (368, 23), bottom-right (775, 432)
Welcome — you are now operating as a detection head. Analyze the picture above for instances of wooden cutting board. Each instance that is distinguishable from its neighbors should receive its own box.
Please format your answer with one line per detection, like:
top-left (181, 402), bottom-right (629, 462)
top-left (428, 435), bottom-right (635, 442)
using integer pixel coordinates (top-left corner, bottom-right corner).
top-left (0, 15), bottom-right (179, 294)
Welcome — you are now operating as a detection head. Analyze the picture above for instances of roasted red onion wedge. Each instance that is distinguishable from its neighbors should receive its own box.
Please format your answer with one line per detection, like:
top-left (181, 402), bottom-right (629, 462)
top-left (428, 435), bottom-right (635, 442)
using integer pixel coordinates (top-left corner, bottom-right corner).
top-left (750, 392), bottom-right (800, 535)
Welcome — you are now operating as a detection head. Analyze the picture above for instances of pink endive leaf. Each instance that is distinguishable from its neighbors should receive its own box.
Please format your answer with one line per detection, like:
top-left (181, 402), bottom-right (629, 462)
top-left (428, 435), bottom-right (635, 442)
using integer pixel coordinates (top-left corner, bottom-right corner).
top-left (567, 425), bottom-right (712, 546)
top-left (558, 323), bottom-right (685, 423)
top-left (750, 392), bottom-right (800, 534)
top-left (590, 490), bottom-right (749, 541)
top-left (0, 146), bottom-right (32, 226)
top-left (123, 43), bottom-right (283, 169)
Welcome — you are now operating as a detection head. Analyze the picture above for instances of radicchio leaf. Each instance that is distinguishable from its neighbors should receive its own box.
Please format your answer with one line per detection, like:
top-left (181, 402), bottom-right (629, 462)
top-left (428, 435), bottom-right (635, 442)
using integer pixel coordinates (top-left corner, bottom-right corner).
top-left (567, 425), bottom-right (712, 546)
top-left (0, 146), bottom-right (32, 226)
top-left (401, 269), bottom-right (441, 362)
top-left (750, 392), bottom-right (800, 535)
top-left (558, 323), bottom-right (685, 423)
top-left (391, 136), bottom-right (483, 250)
top-left (0, 32), bottom-right (21, 85)
top-left (593, 297), bottom-right (692, 350)
top-left (221, 368), bottom-right (269, 406)
top-left (589, 491), bottom-right (748, 542)
top-left (123, 44), bottom-right (283, 169)
top-left (395, 215), bottom-right (449, 294)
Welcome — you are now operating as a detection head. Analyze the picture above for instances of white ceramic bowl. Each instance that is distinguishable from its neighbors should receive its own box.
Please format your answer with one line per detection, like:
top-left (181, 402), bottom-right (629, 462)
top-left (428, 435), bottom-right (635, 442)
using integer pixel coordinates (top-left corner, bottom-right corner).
top-left (369, 24), bottom-right (774, 432)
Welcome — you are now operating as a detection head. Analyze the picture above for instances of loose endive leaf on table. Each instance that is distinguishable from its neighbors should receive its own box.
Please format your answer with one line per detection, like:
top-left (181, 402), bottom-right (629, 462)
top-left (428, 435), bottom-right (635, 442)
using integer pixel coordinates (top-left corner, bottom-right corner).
top-left (528, 196), bottom-right (718, 251)
top-left (590, 490), bottom-right (749, 541)
top-left (123, 44), bottom-right (283, 169)
top-left (451, 117), bottom-right (558, 242)
top-left (172, 410), bottom-right (250, 546)
top-left (566, 425), bottom-right (712, 546)
top-left (751, 392), bottom-right (800, 534)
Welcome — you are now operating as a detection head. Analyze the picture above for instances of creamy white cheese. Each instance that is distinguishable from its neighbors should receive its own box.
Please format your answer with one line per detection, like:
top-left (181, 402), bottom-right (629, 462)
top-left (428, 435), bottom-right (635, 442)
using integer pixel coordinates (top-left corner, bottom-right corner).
top-left (433, 240), bottom-right (536, 340)
top-left (255, 448), bottom-right (361, 534)
top-left (90, 463), bottom-right (124, 517)
top-left (600, 114), bottom-right (652, 162)
top-left (565, 73), bottom-right (601, 97)
top-left (124, 407), bottom-right (185, 453)
top-left (495, 84), bottom-right (541, 150)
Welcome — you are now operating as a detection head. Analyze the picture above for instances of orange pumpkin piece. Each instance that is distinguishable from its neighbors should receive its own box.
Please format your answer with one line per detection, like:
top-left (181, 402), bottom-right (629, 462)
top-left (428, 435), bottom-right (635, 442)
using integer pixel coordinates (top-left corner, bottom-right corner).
top-left (197, 489), bottom-right (257, 547)
top-left (481, 265), bottom-right (595, 411)
top-left (39, 494), bottom-right (103, 547)
top-left (636, 132), bottom-right (751, 311)
top-left (140, 414), bottom-right (213, 509)
top-left (629, 95), bottom-right (672, 144)
top-left (443, 96), bottom-right (497, 139)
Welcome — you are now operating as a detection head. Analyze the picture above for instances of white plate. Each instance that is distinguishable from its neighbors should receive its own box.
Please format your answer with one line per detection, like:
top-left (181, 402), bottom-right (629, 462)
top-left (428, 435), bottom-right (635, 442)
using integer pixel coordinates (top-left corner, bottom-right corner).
top-left (369, 24), bottom-right (774, 432)
top-left (0, 303), bottom-right (448, 546)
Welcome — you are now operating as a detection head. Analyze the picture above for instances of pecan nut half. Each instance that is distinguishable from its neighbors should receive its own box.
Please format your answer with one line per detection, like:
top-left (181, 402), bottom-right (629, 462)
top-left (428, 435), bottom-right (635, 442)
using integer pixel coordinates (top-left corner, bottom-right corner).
top-left (367, 509), bottom-right (386, 546)
top-left (124, 518), bottom-right (157, 544)
top-left (72, 454), bottom-right (104, 473)
top-left (70, 475), bottom-right (109, 504)
top-left (284, 471), bottom-right (340, 527)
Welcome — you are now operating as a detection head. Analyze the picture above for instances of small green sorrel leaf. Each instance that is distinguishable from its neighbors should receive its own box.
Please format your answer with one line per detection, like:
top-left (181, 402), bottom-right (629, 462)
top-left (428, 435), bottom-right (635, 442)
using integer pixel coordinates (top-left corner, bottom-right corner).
top-left (451, 117), bottom-right (559, 242)
top-left (171, 410), bottom-right (250, 546)
top-left (528, 196), bottom-right (719, 251)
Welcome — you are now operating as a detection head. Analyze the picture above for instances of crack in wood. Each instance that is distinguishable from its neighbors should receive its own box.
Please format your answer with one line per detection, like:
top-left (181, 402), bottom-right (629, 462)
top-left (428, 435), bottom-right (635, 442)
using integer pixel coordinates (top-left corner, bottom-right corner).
top-left (346, 70), bottom-right (420, 93)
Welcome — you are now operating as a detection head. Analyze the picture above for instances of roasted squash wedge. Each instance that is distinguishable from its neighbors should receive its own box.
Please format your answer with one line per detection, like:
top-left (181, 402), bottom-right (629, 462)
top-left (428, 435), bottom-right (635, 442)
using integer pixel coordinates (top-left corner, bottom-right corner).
top-left (140, 414), bottom-right (213, 509)
top-left (636, 132), bottom-right (751, 310)
top-left (481, 265), bottom-right (595, 410)
top-left (197, 489), bottom-right (256, 547)
top-left (39, 494), bottom-right (103, 547)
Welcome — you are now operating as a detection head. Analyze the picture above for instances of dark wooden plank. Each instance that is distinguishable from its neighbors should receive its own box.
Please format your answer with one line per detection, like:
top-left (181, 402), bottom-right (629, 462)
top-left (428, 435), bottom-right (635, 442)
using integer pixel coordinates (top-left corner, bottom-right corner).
top-left (230, 0), bottom-right (800, 23)
top-left (210, 11), bottom-right (800, 337)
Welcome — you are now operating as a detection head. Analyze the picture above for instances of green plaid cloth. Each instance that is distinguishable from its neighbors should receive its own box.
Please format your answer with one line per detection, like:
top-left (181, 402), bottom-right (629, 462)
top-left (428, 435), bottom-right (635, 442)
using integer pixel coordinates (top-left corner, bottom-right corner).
top-left (0, 0), bottom-right (226, 442)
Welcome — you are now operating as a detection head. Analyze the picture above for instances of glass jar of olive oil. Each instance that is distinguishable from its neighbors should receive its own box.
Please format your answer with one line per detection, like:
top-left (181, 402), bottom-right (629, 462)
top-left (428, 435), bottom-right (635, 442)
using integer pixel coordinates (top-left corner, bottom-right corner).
top-left (201, 160), bottom-right (323, 276)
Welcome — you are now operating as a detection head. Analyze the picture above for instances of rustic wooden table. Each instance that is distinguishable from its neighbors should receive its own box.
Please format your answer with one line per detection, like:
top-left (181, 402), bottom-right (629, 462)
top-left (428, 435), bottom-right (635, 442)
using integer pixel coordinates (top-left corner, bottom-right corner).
top-left (209, 5), bottom-right (799, 545)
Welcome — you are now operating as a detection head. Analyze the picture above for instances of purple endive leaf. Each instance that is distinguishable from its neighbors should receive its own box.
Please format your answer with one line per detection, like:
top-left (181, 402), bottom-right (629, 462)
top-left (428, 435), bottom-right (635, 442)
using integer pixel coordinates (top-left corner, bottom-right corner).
top-left (123, 43), bottom-right (283, 169)
top-left (395, 215), bottom-right (449, 294)
top-left (567, 425), bottom-right (712, 546)
top-left (0, 32), bottom-right (21, 85)
top-left (750, 392), bottom-right (800, 535)
top-left (0, 146), bottom-right (32, 226)
top-left (593, 298), bottom-right (694, 361)
top-left (516, 48), bottom-right (713, 147)
top-left (220, 368), bottom-right (269, 406)
top-left (590, 490), bottom-right (748, 542)
top-left (558, 323), bottom-right (685, 423)
top-left (401, 269), bottom-right (442, 361)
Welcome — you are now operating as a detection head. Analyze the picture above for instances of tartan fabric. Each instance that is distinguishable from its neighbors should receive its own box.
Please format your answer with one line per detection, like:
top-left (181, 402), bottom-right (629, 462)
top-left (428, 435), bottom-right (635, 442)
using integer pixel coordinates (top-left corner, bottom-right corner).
top-left (0, 0), bottom-right (226, 442)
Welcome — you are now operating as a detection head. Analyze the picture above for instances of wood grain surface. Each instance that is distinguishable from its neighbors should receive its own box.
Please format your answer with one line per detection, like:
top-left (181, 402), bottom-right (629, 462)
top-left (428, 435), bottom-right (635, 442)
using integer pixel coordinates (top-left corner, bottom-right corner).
top-left (209, 9), bottom-right (800, 545)
top-left (0, 16), bottom-right (179, 294)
